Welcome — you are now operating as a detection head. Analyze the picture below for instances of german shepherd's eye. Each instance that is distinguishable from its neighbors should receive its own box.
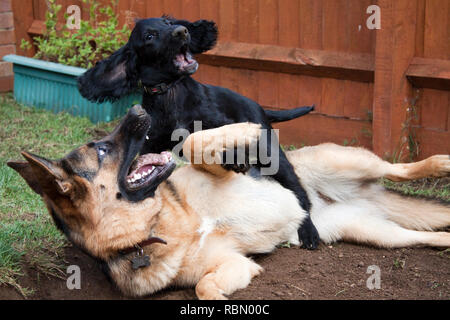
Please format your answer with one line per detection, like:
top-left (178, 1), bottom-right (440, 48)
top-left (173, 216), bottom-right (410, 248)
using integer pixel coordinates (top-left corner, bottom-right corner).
top-left (96, 145), bottom-right (109, 161)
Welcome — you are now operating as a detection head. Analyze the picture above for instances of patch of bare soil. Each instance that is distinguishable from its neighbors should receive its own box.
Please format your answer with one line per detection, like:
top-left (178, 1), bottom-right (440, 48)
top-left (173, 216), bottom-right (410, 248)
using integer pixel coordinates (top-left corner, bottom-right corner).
top-left (1, 243), bottom-right (448, 300)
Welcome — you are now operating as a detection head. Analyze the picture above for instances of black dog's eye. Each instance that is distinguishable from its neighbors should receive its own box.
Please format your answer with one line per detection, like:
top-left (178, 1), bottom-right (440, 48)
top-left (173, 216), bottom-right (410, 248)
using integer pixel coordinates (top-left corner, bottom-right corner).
top-left (145, 34), bottom-right (154, 41)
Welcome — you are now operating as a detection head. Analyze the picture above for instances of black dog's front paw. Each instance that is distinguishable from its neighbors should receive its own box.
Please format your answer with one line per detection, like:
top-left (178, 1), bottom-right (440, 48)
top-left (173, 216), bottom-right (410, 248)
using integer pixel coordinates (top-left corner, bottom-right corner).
top-left (220, 150), bottom-right (251, 174)
top-left (221, 162), bottom-right (251, 173)
top-left (298, 216), bottom-right (320, 250)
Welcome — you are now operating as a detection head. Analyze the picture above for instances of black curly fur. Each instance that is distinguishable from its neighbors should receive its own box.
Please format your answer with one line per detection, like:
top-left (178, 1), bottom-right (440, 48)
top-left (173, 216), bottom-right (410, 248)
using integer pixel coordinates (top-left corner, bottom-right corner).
top-left (77, 44), bottom-right (139, 103)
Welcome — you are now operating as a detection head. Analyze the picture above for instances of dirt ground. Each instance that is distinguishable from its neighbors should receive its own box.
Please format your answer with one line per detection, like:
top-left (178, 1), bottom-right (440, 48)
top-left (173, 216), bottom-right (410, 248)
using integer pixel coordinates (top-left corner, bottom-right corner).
top-left (0, 242), bottom-right (448, 300)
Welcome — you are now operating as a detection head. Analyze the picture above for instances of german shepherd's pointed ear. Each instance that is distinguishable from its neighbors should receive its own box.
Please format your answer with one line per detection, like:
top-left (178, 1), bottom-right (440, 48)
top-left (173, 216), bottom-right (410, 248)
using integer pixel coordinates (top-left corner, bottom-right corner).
top-left (8, 152), bottom-right (73, 197)
top-left (7, 160), bottom-right (43, 195)
top-left (170, 18), bottom-right (218, 54)
top-left (77, 43), bottom-right (139, 102)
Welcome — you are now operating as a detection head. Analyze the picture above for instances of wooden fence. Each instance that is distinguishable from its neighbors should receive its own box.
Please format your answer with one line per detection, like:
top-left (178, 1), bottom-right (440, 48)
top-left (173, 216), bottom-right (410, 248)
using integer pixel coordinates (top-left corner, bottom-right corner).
top-left (10, 0), bottom-right (450, 160)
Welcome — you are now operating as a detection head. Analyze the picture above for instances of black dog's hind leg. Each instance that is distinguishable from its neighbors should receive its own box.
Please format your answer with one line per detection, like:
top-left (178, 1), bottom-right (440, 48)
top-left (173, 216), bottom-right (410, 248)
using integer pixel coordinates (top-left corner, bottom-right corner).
top-left (258, 126), bottom-right (319, 249)
top-left (276, 149), bottom-right (319, 249)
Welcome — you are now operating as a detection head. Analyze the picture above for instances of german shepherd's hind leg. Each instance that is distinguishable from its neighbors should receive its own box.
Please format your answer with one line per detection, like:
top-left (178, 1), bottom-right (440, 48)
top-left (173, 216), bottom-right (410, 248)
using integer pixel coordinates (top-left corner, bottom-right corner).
top-left (342, 221), bottom-right (450, 248)
top-left (384, 155), bottom-right (450, 182)
top-left (287, 144), bottom-right (450, 185)
top-left (182, 122), bottom-right (261, 177)
top-left (313, 202), bottom-right (450, 248)
top-left (195, 253), bottom-right (263, 300)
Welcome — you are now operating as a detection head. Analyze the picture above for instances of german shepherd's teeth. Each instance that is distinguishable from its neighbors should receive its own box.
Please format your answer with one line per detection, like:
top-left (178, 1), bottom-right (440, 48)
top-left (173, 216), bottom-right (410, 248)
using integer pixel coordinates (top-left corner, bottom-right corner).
top-left (146, 135), bottom-right (149, 140)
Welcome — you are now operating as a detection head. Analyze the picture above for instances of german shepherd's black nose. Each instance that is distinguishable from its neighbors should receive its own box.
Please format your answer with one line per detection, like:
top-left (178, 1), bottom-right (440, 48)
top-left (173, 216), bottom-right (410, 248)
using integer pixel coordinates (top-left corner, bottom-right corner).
top-left (129, 104), bottom-right (146, 117)
top-left (172, 26), bottom-right (188, 39)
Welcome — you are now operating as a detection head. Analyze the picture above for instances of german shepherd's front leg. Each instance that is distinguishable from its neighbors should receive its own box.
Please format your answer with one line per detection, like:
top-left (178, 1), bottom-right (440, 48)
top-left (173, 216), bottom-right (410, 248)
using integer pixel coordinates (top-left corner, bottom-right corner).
top-left (182, 123), bottom-right (261, 177)
top-left (195, 252), bottom-right (263, 300)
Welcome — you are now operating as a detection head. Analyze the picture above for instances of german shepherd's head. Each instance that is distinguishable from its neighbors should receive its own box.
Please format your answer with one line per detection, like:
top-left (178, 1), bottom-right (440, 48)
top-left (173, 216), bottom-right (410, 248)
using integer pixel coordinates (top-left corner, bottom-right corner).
top-left (8, 105), bottom-right (176, 260)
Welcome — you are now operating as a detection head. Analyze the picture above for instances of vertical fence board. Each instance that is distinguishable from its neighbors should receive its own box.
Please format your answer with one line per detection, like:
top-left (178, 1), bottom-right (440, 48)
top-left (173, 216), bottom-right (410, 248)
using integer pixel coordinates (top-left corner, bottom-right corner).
top-left (197, 0), bottom-right (220, 86)
top-left (420, 89), bottom-right (449, 131)
top-left (373, 0), bottom-right (418, 160)
top-left (277, 0), bottom-right (298, 109)
top-left (298, 0), bottom-right (322, 49)
top-left (424, 0), bottom-right (449, 60)
top-left (12, 0), bottom-right (34, 56)
top-left (181, 0), bottom-right (199, 21)
top-left (146, 0), bottom-right (164, 17)
top-left (321, 0), bottom-right (349, 117)
top-left (236, 0), bottom-right (258, 100)
top-left (344, 81), bottom-right (373, 120)
top-left (347, 0), bottom-right (374, 54)
top-left (258, 0), bottom-right (278, 108)
top-left (218, 0), bottom-right (238, 41)
top-left (414, 0), bottom-right (426, 57)
top-left (298, 0), bottom-right (323, 113)
top-left (218, 0), bottom-right (239, 90)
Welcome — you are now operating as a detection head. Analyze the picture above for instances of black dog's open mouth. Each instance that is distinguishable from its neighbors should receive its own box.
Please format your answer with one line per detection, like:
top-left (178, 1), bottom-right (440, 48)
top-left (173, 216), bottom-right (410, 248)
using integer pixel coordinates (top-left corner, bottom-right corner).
top-left (125, 151), bottom-right (175, 190)
top-left (173, 44), bottom-right (198, 73)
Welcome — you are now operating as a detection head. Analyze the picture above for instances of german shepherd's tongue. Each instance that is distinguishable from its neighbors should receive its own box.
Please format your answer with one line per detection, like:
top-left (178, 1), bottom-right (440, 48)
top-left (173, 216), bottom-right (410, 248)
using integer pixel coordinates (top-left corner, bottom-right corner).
top-left (127, 151), bottom-right (172, 179)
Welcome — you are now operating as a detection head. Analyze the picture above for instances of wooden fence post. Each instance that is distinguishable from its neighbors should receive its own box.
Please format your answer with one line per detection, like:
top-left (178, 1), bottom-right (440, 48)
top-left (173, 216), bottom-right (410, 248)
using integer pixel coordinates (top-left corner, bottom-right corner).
top-left (373, 0), bottom-right (418, 161)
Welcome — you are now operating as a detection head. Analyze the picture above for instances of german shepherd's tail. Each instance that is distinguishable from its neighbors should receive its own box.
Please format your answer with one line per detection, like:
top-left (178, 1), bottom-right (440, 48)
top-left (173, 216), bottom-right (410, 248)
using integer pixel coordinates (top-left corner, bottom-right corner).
top-left (381, 191), bottom-right (450, 231)
top-left (264, 105), bottom-right (315, 123)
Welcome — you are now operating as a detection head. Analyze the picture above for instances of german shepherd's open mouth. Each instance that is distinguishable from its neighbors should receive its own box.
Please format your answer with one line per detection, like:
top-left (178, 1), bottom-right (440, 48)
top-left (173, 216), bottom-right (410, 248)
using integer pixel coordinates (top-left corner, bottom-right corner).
top-left (125, 151), bottom-right (174, 190)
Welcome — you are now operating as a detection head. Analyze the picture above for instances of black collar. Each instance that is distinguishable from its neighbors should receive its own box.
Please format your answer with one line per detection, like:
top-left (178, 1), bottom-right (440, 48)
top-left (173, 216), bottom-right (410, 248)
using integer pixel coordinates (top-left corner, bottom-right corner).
top-left (139, 77), bottom-right (185, 95)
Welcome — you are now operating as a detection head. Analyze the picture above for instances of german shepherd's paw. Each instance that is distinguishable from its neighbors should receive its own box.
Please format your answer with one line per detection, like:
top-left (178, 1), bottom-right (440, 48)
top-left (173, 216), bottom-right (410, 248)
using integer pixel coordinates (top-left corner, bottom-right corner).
top-left (427, 155), bottom-right (450, 178)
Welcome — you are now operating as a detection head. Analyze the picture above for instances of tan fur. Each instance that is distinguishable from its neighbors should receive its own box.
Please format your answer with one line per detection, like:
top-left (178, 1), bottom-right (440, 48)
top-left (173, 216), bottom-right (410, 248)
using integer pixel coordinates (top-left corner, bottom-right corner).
top-left (10, 124), bottom-right (450, 300)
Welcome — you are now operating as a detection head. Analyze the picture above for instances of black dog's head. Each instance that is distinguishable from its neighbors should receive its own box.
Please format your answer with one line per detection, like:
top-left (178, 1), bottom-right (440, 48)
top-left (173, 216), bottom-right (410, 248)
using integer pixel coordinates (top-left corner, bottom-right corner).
top-left (78, 17), bottom-right (218, 102)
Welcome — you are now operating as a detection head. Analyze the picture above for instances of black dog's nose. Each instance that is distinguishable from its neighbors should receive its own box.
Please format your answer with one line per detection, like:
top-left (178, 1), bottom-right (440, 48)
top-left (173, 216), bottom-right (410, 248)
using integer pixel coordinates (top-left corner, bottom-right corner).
top-left (172, 26), bottom-right (188, 39)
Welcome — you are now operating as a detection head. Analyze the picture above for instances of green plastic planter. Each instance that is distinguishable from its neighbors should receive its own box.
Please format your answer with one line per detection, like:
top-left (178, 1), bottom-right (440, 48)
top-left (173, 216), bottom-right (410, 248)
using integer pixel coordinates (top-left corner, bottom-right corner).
top-left (2, 54), bottom-right (140, 123)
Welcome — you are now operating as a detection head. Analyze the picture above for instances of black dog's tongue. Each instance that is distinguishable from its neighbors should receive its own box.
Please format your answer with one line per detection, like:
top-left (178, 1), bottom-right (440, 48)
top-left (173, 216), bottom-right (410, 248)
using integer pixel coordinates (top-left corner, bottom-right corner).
top-left (174, 52), bottom-right (195, 70)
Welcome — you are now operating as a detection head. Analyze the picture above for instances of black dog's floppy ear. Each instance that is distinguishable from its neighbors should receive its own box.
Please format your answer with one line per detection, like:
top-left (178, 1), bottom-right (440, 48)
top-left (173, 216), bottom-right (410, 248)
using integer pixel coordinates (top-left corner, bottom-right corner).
top-left (77, 43), bottom-right (138, 102)
top-left (171, 18), bottom-right (218, 54)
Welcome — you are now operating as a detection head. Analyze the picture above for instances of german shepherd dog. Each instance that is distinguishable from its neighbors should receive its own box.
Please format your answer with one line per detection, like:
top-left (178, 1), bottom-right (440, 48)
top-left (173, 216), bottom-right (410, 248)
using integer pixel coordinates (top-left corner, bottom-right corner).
top-left (8, 105), bottom-right (450, 299)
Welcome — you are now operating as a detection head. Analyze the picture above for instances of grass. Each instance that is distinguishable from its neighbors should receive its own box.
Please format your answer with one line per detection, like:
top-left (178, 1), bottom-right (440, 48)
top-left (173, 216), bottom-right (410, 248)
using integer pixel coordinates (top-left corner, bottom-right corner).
top-left (382, 177), bottom-right (450, 202)
top-left (0, 93), bottom-right (115, 296)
